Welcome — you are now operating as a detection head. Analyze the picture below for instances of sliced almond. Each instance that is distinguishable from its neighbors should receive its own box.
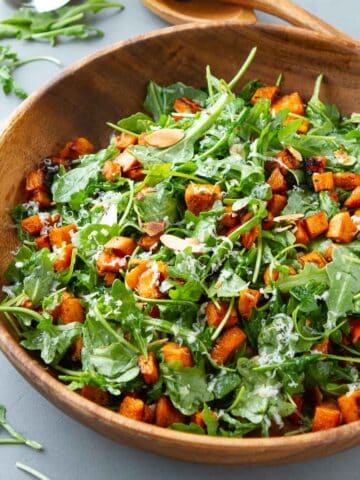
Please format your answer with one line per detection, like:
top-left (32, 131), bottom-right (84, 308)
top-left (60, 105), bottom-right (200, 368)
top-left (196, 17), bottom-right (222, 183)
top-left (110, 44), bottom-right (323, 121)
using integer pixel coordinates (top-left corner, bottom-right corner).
top-left (142, 221), bottom-right (166, 237)
top-left (334, 149), bottom-right (356, 166)
top-left (274, 213), bottom-right (304, 223)
top-left (287, 146), bottom-right (303, 164)
top-left (229, 143), bottom-right (245, 157)
top-left (144, 129), bottom-right (185, 148)
top-left (160, 234), bottom-right (205, 254)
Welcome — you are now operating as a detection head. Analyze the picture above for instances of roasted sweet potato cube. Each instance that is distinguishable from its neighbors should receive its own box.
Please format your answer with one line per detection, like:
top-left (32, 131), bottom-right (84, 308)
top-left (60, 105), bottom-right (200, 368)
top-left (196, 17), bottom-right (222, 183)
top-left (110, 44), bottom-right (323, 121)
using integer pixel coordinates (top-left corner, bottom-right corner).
top-left (294, 220), bottom-right (310, 245)
top-left (53, 244), bottom-right (74, 272)
top-left (299, 251), bottom-right (327, 269)
top-left (275, 147), bottom-right (302, 171)
top-left (80, 385), bottom-right (110, 406)
top-left (115, 151), bottom-right (140, 173)
top-left (312, 338), bottom-right (329, 354)
top-left (312, 402), bottom-right (341, 432)
top-left (72, 336), bottom-right (83, 362)
top-left (210, 326), bottom-right (246, 365)
top-left (263, 265), bottom-right (296, 285)
top-left (125, 260), bottom-right (150, 290)
top-left (136, 261), bottom-right (168, 299)
top-left (344, 186), bottom-right (360, 208)
top-left (114, 132), bottom-right (138, 151)
top-left (173, 96), bottom-right (202, 114)
top-left (271, 92), bottom-right (305, 116)
top-left (21, 215), bottom-right (43, 235)
top-left (138, 233), bottom-right (161, 251)
top-left (312, 172), bottom-right (334, 192)
top-left (305, 156), bottom-right (326, 174)
top-left (185, 183), bottom-right (222, 216)
top-left (103, 272), bottom-right (116, 287)
top-left (96, 251), bottom-right (127, 275)
top-left (205, 301), bottom-right (238, 328)
top-left (31, 190), bottom-right (52, 209)
top-left (327, 212), bottom-right (357, 243)
top-left (26, 169), bottom-right (46, 193)
top-left (191, 409), bottom-right (217, 427)
top-left (59, 296), bottom-right (85, 325)
top-left (251, 86), bottom-right (280, 105)
top-left (239, 212), bottom-right (260, 248)
top-left (104, 236), bottom-right (136, 257)
top-left (262, 211), bottom-right (274, 230)
top-left (349, 319), bottom-right (360, 344)
top-left (303, 211), bottom-right (329, 239)
top-left (59, 137), bottom-right (94, 160)
top-left (338, 390), bottom-right (360, 424)
top-left (119, 396), bottom-right (153, 423)
top-left (161, 342), bottom-right (193, 367)
top-left (102, 160), bottom-right (121, 181)
top-left (35, 234), bottom-right (51, 250)
top-left (267, 194), bottom-right (287, 216)
top-left (138, 352), bottom-right (159, 385)
top-left (220, 205), bottom-right (240, 228)
top-left (267, 168), bottom-right (287, 193)
top-left (238, 289), bottom-right (261, 319)
top-left (126, 167), bottom-right (145, 181)
top-left (334, 172), bottom-right (360, 190)
top-left (289, 395), bottom-right (303, 425)
top-left (49, 224), bottom-right (77, 248)
top-left (155, 396), bottom-right (184, 427)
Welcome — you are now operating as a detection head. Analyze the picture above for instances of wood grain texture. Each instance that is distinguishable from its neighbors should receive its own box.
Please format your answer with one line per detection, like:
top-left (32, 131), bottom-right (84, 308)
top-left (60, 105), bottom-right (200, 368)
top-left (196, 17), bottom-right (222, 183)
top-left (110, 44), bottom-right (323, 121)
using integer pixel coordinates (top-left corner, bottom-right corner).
top-left (0, 23), bottom-right (360, 465)
top-left (142, 0), bottom-right (256, 25)
top-left (221, 0), bottom-right (356, 43)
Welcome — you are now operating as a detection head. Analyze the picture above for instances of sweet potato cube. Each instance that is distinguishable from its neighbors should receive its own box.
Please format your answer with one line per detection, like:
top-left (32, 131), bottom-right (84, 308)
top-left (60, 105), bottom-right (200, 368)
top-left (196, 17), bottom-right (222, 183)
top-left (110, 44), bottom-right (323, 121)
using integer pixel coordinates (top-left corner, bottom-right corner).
top-left (267, 168), bottom-right (287, 193)
top-left (205, 301), bottom-right (238, 328)
top-left (26, 169), bottom-right (46, 193)
top-left (251, 86), bottom-right (279, 105)
top-left (267, 194), bottom-right (287, 216)
top-left (303, 211), bottom-right (329, 239)
top-left (138, 233), bottom-right (161, 251)
top-left (136, 261), bottom-right (168, 299)
top-left (275, 147), bottom-right (302, 171)
top-left (271, 92), bottom-right (305, 116)
top-left (21, 215), bottom-right (43, 235)
top-left (125, 260), bottom-right (150, 290)
top-left (305, 156), bottom-right (326, 174)
top-left (263, 265), bottom-right (296, 286)
top-left (299, 251), bottom-right (327, 269)
top-left (173, 96), bottom-right (202, 114)
top-left (161, 342), bottom-right (193, 367)
top-left (312, 172), bottom-right (334, 192)
top-left (344, 186), bottom-right (360, 208)
top-left (185, 183), bottom-right (222, 216)
top-left (349, 319), bottom-right (360, 344)
top-left (49, 224), bottom-right (77, 248)
top-left (238, 289), bottom-right (261, 319)
top-left (312, 402), bottom-right (341, 432)
top-left (289, 395), bottom-right (303, 425)
top-left (312, 338), bottom-right (329, 354)
top-left (138, 352), bottom-right (159, 385)
top-left (96, 251), bottom-right (127, 275)
top-left (59, 296), bottom-right (85, 325)
top-left (338, 390), bottom-right (360, 424)
top-left (53, 244), bottom-right (74, 272)
top-left (239, 212), bottom-right (260, 248)
top-left (210, 326), bottom-right (246, 365)
top-left (334, 172), bottom-right (360, 190)
top-left (115, 151), bottom-right (140, 173)
top-left (327, 212), bottom-right (357, 243)
top-left (80, 385), bottom-right (110, 406)
top-left (104, 236), bottom-right (136, 257)
top-left (262, 211), bottom-right (274, 230)
top-left (119, 396), bottom-right (153, 423)
top-left (35, 234), bottom-right (51, 250)
top-left (294, 220), bottom-right (310, 245)
top-left (220, 205), bottom-right (240, 228)
top-left (114, 132), bottom-right (138, 151)
top-left (155, 396), bottom-right (184, 427)
top-left (59, 137), bottom-right (94, 160)
top-left (72, 336), bottom-right (83, 362)
top-left (102, 160), bottom-right (121, 181)
top-left (103, 272), bottom-right (116, 287)
top-left (31, 190), bottom-right (52, 209)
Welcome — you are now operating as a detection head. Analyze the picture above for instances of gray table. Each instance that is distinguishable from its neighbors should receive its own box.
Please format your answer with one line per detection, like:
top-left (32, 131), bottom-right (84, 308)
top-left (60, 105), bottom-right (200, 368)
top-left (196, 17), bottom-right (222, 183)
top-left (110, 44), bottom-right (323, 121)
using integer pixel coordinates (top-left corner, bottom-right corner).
top-left (0, 1), bottom-right (359, 479)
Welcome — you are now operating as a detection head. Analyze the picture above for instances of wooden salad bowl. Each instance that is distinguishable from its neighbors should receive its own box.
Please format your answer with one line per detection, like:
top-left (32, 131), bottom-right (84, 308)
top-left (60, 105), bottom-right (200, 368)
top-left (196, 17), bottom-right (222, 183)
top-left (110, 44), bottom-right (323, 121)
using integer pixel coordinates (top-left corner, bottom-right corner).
top-left (0, 23), bottom-right (360, 465)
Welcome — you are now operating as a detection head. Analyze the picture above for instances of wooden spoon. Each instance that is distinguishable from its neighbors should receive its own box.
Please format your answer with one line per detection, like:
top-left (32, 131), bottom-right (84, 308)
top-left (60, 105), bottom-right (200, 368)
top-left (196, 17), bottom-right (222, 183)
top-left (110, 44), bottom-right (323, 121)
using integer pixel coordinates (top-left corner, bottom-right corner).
top-left (142, 0), bottom-right (256, 25)
top-left (220, 0), bottom-right (355, 42)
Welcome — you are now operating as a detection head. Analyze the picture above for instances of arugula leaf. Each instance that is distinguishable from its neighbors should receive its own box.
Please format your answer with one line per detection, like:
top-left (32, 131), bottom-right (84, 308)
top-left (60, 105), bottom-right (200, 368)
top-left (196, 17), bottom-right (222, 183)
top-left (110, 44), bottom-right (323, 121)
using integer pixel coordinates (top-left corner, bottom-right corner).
top-left (21, 317), bottom-right (82, 364)
top-left (162, 364), bottom-right (213, 415)
top-left (89, 343), bottom-right (139, 383)
top-left (144, 81), bottom-right (207, 121)
top-left (134, 184), bottom-right (178, 223)
top-left (72, 224), bottom-right (120, 259)
top-left (24, 249), bottom-right (55, 307)
top-left (113, 112), bottom-right (154, 134)
top-left (277, 262), bottom-right (329, 293)
top-left (52, 144), bottom-right (118, 203)
top-left (0, 405), bottom-right (42, 449)
top-left (208, 264), bottom-right (248, 298)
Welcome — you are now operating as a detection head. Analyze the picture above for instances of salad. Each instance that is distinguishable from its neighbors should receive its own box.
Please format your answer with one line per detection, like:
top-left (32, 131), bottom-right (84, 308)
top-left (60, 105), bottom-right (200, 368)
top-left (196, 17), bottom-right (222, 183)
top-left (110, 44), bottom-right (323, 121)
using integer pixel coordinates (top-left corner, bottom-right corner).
top-left (2, 48), bottom-right (360, 438)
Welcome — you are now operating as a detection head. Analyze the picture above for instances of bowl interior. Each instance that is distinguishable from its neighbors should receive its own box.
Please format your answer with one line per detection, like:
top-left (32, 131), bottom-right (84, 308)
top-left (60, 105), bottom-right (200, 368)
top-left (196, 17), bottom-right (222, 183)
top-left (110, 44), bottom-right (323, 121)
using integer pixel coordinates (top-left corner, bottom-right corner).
top-left (0, 23), bottom-right (360, 465)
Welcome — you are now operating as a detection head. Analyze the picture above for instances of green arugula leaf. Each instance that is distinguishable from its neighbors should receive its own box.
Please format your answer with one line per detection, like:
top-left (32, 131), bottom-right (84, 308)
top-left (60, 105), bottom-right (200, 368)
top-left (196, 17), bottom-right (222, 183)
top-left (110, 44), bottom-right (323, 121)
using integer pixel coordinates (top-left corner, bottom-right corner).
top-left (24, 249), bottom-right (55, 307)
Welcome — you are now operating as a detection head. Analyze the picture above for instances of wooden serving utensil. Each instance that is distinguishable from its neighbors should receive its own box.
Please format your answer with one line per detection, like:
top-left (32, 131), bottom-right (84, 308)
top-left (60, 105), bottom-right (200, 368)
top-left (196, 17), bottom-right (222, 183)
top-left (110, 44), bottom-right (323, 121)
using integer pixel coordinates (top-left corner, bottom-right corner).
top-left (220, 0), bottom-right (355, 42)
top-left (142, 0), bottom-right (256, 25)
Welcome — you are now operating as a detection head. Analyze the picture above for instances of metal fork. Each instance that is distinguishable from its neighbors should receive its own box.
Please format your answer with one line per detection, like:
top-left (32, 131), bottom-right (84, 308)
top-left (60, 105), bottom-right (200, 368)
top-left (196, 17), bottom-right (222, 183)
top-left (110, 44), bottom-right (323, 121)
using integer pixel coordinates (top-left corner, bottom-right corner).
top-left (8, 0), bottom-right (71, 12)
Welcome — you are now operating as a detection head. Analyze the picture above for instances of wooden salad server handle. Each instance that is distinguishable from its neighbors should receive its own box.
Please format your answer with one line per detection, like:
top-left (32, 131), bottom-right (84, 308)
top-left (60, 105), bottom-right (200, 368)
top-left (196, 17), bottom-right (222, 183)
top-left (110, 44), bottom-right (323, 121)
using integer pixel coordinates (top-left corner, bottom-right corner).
top-left (220, 0), bottom-right (355, 43)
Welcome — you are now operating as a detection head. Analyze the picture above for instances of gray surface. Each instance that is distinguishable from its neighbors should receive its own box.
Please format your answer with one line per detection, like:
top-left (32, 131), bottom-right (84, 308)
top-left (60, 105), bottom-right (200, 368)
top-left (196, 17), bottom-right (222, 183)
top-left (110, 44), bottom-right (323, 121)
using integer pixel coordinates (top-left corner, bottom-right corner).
top-left (0, 1), bottom-right (359, 479)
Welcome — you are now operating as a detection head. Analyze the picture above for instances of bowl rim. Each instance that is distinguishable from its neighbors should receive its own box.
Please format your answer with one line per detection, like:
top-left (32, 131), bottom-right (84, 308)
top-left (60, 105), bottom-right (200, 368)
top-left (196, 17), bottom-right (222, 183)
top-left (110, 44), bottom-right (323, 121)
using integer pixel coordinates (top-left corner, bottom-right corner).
top-left (1, 21), bottom-right (360, 456)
